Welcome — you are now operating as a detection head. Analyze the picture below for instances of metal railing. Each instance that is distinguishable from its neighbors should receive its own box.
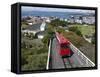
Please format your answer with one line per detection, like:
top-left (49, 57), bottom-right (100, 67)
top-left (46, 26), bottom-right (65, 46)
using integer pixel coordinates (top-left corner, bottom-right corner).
top-left (46, 38), bottom-right (95, 69)
top-left (70, 43), bottom-right (95, 67)
top-left (46, 39), bottom-right (52, 69)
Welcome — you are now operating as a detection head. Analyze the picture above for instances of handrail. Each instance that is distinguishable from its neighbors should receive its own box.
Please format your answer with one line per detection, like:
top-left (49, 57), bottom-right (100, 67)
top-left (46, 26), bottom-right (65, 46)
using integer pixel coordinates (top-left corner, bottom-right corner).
top-left (46, 39), bottom-right (52, 69)
top-left (70, 43), bottom-right (95, 67)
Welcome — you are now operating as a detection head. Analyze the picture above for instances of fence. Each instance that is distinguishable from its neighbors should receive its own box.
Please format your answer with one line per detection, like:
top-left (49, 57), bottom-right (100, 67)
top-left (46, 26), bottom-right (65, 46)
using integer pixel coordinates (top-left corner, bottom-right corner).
top-left (46, 39), bottom-right (52, 69)
top-left (70, 43), bottom-right (95, 67)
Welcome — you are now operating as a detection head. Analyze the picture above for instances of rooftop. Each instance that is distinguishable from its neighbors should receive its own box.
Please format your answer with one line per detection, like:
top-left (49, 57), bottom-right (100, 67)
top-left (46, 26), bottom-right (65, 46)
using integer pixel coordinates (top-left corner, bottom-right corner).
top-left (25, 23), bottom-right (42, 31)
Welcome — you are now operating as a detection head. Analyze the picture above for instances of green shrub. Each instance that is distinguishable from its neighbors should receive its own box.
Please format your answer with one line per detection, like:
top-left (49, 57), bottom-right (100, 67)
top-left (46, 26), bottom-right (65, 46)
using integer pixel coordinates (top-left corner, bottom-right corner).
top-left (22, 54), bottom-right (47, 71)
top-left (91, 33), bottom-right (95, 44)
top-left (69, 26), bottom-right (77, 32)
top-left (50, 19), bottom-right (67, 27)
top-left (69, 26), bottom-right (82, 36)
top-left (56, 28), bottom-right (65, 34)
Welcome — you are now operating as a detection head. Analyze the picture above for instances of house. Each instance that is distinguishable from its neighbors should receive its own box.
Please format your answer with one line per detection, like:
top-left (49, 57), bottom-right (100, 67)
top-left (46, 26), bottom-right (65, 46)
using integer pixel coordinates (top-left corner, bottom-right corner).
top-left (45, 18), bottom-right (51, 23)
top-left (40, 22), bottom-right (46, 31)
top-left (22, 22), bottom-right (46, 38)
top-left (22, 23), bottom-right (42, 35)
top-left (36, 31), bottom-right (46, 39)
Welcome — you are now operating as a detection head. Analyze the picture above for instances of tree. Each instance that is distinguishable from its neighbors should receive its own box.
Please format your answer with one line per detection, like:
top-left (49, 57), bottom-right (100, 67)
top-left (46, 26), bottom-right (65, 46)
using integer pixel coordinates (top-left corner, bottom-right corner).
top-left (42, 35), bottom-right (49, 46)
top-left (42, 24), bottom-right (55, 46)
top-left (47, 25), bottom-right (55, 35)
top-left (50, 19), bottom-right (60, 27)
top-left (75, 29), bottom-right (82, 37)
top-left (21, 56), bottom-right (28, 65)
top-left (21, 41), bottom-right (26, 48)
top-left (69, 26), bottom-right (77, 32)
top-left (56, 28), bottom-right (65, 34)
top-left (22, 54), bottom-right (47, 70)
top-left (50, 19), bottom-right (67, 27)
top-left (69, 26), bottom-right (82, 36)
top-left (29, 33), bottom-right (35, 39)
top-left (91, 33), bottom-right (95, 44)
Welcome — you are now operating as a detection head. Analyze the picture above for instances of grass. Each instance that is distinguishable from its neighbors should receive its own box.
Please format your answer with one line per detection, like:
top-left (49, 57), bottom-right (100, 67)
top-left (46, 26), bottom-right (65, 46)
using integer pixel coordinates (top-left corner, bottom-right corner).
top-left (72, 24), bottom-right (95, 36)
top-left (61, 31), bottom-right (95, 63)
top-left (62, 31), bottom-right (85, 47)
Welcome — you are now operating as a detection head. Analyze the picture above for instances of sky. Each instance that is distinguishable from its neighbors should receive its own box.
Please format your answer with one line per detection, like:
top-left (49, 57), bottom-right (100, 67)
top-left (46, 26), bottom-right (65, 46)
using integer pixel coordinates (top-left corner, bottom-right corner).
top-left (21, 6), bottom-right (95, 14)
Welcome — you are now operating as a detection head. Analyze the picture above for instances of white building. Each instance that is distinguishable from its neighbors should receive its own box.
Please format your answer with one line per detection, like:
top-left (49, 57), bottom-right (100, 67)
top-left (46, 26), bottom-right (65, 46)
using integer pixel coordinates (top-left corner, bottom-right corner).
top-left (45, 18), bottom-right (51, 23)
top-left (22, 22), bottom-right (46, 39)
top-left (40, 22), bottom-right (46, 31)
top-left (36, 31), bottom-right (46, 39)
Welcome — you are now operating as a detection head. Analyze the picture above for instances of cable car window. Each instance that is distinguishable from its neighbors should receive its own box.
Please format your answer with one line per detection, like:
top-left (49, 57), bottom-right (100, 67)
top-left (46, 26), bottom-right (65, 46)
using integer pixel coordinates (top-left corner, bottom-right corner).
top-left (61, 44), bottom-right (69, 48)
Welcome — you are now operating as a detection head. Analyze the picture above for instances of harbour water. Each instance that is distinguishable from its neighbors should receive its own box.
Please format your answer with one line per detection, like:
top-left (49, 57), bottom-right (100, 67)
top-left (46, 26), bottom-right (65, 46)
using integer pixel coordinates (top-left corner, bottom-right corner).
top-left (22, 11), bottom-right (93, 19)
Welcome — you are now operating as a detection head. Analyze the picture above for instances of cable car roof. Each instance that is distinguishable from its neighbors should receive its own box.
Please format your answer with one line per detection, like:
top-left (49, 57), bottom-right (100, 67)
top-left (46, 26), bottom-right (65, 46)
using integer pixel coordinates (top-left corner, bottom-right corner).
top-left (56, 32), bottom-right (70, 44)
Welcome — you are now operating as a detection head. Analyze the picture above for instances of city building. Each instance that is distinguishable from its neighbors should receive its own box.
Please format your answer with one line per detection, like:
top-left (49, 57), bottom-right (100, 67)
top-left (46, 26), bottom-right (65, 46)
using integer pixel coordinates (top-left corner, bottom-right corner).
top-left (82, 16), bottom-right (95, 24)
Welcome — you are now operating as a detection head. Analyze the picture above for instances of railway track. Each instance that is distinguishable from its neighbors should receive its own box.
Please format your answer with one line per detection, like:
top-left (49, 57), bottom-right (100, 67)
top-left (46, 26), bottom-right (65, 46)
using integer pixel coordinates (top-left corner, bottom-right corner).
top-left (62, 58), bottom-right (73, 68)
top-left (49, 36), bottom-right (95, 69)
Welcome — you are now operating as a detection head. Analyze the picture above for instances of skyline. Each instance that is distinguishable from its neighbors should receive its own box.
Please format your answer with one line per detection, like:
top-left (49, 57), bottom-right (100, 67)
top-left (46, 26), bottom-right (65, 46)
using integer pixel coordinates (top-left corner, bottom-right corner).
top-left (22, 6), bottom-right (95, 14)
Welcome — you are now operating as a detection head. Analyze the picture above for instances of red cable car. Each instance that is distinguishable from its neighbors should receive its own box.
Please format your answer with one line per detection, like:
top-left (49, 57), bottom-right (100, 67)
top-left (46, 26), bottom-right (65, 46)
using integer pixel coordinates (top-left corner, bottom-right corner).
top-left (55, 32), bottom-right (73, 58)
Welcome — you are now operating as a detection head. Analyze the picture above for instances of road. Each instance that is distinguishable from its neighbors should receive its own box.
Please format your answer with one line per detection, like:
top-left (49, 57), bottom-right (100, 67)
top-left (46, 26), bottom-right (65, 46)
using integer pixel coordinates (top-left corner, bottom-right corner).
top-left (50, 38), bottom-right (92, 69)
